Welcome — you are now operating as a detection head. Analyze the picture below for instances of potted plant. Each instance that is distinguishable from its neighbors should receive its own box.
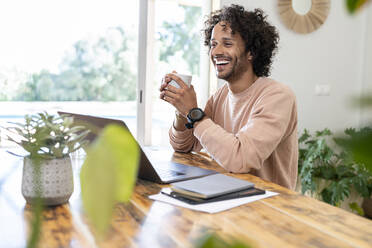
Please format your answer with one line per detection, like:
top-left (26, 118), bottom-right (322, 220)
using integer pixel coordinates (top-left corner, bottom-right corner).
top-left (4, 112), bottom-right (89, 206)
top-left (298, 128), bottom-right (372, 216)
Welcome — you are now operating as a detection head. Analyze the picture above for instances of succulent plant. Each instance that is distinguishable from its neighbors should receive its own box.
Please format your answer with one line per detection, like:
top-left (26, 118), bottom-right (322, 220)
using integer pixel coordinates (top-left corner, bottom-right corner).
top-left (4, 112), bottom-right (89, 159)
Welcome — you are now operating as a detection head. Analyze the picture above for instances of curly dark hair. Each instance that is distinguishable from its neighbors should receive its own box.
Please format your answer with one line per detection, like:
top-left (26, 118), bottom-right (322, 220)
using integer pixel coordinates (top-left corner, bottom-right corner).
top-left (203, 5), bottom-right (279, 77)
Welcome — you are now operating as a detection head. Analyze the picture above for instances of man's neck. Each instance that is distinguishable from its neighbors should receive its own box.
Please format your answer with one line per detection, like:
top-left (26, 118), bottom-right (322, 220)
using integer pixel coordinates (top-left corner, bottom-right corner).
top-left (227, 70), bottom-right (258, 94)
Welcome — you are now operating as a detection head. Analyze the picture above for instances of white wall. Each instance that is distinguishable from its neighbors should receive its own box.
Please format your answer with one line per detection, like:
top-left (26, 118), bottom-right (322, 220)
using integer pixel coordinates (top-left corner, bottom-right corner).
top-left (218, 0), bottom-right (372, 133)
top-left (361, 4), bottom-right (372, 126)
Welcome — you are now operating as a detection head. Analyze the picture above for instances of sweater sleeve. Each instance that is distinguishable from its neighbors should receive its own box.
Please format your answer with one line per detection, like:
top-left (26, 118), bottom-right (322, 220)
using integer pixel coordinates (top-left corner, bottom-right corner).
top-left (168, 96), bottom-right (214, 153)
top-left (193, 87), bottom-right (296, 173)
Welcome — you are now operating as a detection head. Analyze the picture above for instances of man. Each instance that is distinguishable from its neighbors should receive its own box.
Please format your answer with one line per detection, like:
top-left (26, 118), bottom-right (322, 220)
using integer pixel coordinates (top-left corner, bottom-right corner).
top-left (159, 5), bottom-right (298, 189)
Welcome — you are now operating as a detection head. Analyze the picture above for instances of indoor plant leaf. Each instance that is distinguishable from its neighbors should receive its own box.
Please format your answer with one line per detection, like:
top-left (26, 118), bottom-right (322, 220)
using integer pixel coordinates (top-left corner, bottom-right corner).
top-left (299, 129), bottom-right (310, 143)
top-left (349, 202), bottom-right (365, 216)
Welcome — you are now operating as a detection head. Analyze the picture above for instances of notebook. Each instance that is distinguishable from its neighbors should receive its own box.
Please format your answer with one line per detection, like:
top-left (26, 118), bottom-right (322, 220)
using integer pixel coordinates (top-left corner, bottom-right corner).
top-left (161, 187), bottom-right (265, 205)
top-left (171, 173), bottom-right (254, 199)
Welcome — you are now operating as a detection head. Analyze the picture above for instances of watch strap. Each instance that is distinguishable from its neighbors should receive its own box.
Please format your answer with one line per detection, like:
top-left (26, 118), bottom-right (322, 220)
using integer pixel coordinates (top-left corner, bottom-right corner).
top-left (185, 122), bottom-right (194, 129)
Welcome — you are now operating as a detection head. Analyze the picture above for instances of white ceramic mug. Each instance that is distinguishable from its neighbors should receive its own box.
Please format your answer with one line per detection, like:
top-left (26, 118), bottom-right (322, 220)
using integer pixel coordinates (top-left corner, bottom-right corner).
top-left (168, 73), bottom-right (192, 88)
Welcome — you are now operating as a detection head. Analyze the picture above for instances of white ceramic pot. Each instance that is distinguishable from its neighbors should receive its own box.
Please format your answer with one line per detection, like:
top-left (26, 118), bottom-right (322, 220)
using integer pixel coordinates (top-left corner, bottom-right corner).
top-left (22, 156), bottom-right (74, 206)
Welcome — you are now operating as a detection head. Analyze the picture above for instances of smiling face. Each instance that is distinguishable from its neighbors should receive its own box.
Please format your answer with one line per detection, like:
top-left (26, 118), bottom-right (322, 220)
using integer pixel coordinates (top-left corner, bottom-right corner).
top-left (210, 22), bottom-right (252, 82)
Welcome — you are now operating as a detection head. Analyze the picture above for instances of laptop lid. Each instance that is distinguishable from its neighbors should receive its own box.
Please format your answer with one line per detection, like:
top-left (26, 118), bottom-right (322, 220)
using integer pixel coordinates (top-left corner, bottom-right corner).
top-left (57, 111), bottom-right (216, 184)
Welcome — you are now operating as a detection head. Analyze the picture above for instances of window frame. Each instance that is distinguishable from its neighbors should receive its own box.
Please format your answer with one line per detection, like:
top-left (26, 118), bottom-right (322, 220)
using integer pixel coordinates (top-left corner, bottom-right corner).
top-left (137, 0), bottom-right (212, 146)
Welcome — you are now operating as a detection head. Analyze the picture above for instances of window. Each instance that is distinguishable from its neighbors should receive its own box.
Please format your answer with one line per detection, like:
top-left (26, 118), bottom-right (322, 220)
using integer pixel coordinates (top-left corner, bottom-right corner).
top-left (0, 0), bottom-right (212, 147)
top-left (151, 0), bottom-right (205, 147)
top-left (0, 0), bottom-right (139, 142)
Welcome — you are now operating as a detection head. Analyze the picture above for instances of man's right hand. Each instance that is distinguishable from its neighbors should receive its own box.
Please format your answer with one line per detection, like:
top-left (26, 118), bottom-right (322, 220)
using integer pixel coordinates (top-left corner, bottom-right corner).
top-left (159, 72), bottom-right (198, 117)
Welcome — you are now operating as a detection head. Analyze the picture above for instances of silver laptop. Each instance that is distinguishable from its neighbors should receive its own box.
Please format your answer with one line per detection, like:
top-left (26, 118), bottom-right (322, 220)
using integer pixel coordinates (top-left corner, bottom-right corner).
top-left (58, 111), bottom-right (217, 184)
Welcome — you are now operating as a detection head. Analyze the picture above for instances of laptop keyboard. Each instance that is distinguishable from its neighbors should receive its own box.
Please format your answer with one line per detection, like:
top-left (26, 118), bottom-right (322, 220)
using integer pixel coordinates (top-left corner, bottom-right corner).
top-left (156, 168), bottom-right (185, 179)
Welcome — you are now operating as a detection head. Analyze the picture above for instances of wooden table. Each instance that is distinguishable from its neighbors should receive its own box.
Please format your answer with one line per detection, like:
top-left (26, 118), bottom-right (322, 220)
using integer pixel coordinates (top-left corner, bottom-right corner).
top-left (1, 148), bottom-right (372, 248)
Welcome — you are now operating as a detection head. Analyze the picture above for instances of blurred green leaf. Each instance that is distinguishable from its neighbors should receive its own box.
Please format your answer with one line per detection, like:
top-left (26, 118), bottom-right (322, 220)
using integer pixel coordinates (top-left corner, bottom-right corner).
top-left (351, 94), bottom-right (372, 108)
top-left (335, 127), bottom-right (372, 175)
top-left (359, 95), bottom-right (372, 107)
top-left (196, 233), bottom-right (251, 248)
top-left (80, 124), bottom-right (139, 237)
top-left (346, 0), bottom-right (371, 14)
top-left (26, 157), bottom-right (44, 248)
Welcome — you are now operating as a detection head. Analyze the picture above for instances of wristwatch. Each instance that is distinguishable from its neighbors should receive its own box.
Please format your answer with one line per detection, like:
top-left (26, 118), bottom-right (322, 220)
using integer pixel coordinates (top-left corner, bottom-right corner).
top-left (185, 108), bottom-right (205, 129)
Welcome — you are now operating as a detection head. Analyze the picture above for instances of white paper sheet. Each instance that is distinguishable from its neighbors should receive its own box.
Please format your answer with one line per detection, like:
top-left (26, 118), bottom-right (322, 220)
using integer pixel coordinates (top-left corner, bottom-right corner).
top-left (149, 190), bottom-right (279, 214)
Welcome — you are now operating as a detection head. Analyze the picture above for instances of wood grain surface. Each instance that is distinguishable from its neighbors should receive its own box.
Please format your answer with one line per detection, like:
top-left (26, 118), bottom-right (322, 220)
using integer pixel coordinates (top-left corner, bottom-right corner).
top-left (1, 148), bottom-right (371, 248)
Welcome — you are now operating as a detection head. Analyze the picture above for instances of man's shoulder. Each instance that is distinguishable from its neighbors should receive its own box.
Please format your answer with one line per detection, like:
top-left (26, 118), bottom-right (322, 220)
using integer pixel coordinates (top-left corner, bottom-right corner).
top-left (257, 78), bottom-right (296, 99)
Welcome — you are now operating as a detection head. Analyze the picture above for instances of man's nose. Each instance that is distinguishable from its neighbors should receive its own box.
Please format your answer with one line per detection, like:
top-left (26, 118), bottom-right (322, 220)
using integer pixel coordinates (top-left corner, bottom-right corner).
top-left (211, 44), bottom-right (224, 57)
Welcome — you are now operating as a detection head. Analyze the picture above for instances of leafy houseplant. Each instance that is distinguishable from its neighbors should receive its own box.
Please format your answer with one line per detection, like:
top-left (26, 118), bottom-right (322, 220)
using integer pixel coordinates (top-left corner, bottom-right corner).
top-left (4, 112), bottom-right (89, 206)
top-left (298, 128), bottom-right (372, 215)
top-left (4, 114), bottom-right (140, 246)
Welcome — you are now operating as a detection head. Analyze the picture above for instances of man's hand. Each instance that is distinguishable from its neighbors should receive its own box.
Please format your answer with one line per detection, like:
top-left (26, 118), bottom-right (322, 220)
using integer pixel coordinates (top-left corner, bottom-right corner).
top-left (159, 72), bottom-right (198, 117)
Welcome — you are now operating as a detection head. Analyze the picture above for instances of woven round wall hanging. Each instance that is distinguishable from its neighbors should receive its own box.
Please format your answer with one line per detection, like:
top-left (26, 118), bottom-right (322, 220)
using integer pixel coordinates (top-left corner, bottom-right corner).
top-left (278, 0), bottom-right (331, 34)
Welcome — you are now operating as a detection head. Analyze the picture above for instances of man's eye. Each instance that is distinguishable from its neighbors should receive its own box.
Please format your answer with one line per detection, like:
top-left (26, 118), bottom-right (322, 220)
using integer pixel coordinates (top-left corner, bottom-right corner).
top-left (211, 43), bottom-right (217, 47)
top-left (224, 43), bottom-right (232, 47)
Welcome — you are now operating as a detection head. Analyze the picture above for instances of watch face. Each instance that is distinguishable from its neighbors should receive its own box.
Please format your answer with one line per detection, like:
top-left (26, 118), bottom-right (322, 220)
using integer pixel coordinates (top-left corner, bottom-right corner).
top-left (190, 108), bottom-right (204, 120)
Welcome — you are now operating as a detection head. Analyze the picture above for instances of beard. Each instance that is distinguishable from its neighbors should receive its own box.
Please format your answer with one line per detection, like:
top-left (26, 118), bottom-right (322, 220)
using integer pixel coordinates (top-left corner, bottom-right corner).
top-left (215, 53), bottom-right (249, 82)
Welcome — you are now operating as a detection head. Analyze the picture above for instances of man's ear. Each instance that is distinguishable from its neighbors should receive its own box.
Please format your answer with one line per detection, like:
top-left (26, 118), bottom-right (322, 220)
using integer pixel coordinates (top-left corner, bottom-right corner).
top-left (247, 51), bottom-right (253, 61)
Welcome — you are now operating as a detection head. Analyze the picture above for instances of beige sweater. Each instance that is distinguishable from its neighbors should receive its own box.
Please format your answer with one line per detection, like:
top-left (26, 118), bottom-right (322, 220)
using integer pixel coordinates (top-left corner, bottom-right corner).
top-left (169, 77), bottom-right (298, 189)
